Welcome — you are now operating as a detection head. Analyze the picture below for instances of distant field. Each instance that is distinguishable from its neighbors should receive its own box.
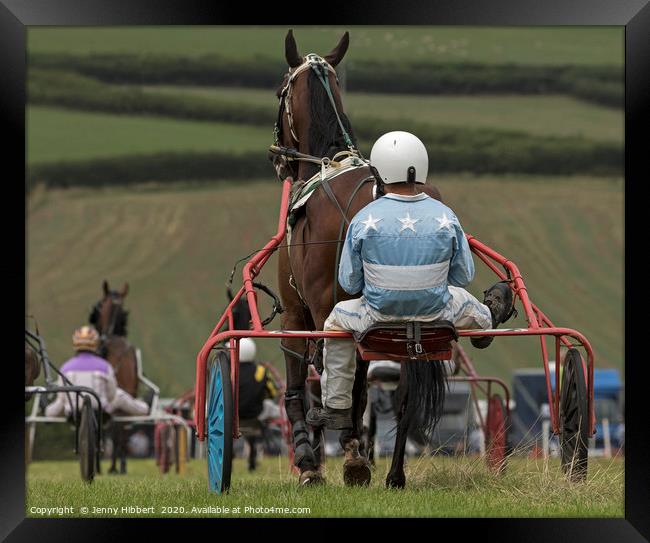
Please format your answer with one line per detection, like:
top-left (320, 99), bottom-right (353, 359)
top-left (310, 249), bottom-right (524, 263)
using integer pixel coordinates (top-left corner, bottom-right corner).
top-left (26, 177), bottom-right (623, 397)
top-left (27, 106), bottom-right (271, 164)
top-left (28, 27), bottom-right (623, 66)
top-left (27, 88), bottom-right (623, 166)
top-left (26, 456), bottom-right (623, 518)
top-left (144, 85), bottom-right (624, 143)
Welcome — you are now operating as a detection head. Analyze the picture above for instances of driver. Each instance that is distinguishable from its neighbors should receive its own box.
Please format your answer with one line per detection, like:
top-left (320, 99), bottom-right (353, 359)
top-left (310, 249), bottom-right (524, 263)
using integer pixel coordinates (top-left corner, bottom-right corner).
top-left (306, 131), bottom-right (515, 430)
top-left (45, 325), bottom-right (149, 418)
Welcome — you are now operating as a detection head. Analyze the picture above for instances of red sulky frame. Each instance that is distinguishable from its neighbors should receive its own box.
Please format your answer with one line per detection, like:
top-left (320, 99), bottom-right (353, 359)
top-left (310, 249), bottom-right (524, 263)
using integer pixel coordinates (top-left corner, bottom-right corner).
top-left (194, 177), bottom-right (595, 442)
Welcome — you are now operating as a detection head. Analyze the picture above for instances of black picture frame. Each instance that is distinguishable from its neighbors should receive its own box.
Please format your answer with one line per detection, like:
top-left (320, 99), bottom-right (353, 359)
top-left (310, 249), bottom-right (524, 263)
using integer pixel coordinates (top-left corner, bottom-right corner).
top-left (6, 0), bottom-right (649, 539)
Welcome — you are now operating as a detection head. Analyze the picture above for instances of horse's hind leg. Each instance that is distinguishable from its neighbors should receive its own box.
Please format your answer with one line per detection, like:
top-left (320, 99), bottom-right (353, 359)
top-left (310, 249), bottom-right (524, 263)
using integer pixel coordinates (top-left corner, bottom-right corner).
top-left (367, 393), bottom-right (377, 467)
top-left (386, 367), bottom-right (409, 489)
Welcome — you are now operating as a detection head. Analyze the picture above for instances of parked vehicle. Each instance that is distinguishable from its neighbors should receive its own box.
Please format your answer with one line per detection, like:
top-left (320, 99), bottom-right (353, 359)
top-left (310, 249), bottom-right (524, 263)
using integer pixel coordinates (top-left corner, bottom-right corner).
top-left (510, 364), bottom-right (623, 454)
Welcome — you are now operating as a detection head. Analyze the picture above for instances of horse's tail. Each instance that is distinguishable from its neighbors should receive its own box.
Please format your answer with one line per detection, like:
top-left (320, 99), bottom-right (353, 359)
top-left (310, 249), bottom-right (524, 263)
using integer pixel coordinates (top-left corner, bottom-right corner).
top-left (397, 360), bottom-right (448, 441)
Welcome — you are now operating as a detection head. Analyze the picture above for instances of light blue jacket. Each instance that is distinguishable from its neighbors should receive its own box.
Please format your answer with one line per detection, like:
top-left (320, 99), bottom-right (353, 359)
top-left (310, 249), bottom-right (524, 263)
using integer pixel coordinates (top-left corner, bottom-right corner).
top-left (339, 192), bottom-right (475, 317)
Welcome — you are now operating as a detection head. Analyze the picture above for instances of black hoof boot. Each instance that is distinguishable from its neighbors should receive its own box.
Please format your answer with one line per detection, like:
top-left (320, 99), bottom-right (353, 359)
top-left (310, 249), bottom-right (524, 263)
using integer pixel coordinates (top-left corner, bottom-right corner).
top-left (471, 281), bottom-right (515, 349)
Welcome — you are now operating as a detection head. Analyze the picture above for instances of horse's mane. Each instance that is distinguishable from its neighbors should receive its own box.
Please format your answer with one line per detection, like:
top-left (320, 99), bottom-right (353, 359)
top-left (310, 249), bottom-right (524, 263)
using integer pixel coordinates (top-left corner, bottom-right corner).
top-left (89, 300), bottom-right (129, 337)
top-left (306, 70), bottom-right (358, 179)
top-left (113, 310), bottom-right (129, 336)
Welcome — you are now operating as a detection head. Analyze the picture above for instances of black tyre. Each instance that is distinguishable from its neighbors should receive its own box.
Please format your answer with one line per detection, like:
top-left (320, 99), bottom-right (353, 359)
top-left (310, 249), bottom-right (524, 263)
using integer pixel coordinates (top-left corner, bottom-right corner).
top-left (559, 348), bottom-right (589, 482)
top-left (78, 396), bottom-right (97, 483)
top-left (207, 351), bottom-right (233, 493)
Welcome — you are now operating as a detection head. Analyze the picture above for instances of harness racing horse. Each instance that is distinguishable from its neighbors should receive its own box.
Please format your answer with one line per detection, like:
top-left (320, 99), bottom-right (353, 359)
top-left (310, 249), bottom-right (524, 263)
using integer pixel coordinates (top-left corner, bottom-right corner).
top-left (90, 280), bottom-right (139, 474)
top-left (273, 30), bottom-right (446, 488)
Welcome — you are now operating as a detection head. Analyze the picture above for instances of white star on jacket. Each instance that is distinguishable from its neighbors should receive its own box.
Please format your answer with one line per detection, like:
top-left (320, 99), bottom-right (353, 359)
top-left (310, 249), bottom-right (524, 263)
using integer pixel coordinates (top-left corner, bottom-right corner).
top-left (435, 212), bottom-right (454, 231)
top-left (361, 213), bottom-right (382, 232)
top-left (398, 212), bottom-right (420, 233)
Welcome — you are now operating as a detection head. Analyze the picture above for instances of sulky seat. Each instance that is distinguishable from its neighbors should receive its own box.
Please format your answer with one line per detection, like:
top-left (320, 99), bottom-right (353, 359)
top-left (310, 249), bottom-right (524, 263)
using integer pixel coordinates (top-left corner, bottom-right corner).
top-left (354, 320), bottom-right (458, 362)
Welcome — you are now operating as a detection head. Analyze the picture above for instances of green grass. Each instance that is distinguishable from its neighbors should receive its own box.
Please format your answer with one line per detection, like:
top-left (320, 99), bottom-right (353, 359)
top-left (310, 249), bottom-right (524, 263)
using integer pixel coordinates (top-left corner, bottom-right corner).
top-left (27, 86), bottom-right (623, 166)
top-left (144, 85), bottom-right (624, 143)
top-left (28, 27), bottom-right (623, 66)
top-left (27, 106), bottom-right (271, 164)
top-left (25, 456), bottom-right (624, 517)
top-left (26, 176), bottom-right (623, 397)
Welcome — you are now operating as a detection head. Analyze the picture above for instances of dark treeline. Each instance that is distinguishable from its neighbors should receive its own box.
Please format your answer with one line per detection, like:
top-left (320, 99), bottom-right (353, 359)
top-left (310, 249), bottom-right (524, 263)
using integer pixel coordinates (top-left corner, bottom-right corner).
top-left (28, 69), bottom-right (622, 186)
top-left (30, 53), bottom-right (623, 108)
top-left (28, 134), bottom-right (621, 191)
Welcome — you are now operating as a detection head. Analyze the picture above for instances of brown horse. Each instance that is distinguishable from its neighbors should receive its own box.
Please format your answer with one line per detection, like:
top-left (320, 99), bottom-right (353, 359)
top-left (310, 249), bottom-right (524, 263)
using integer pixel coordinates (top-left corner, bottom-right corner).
top-left (90, 280), bottom-right (139, 474)
top-left (274, 30), bottom-right (445, 487)
top-left (25, 345), bottom-right (41, 402)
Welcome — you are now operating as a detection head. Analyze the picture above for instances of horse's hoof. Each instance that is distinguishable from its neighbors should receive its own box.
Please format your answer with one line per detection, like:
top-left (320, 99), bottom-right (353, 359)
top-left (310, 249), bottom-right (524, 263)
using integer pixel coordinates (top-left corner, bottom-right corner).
top-left (385, 475), bottom-right (406, 489)
top-left (108, 469), bottom-right (118, 475)
top-left (299, 470), bottom-right (324, 486)
top-left (343, 458), bottom-right (371, 486)
top-left (342, 438), bottom-right (371, 486)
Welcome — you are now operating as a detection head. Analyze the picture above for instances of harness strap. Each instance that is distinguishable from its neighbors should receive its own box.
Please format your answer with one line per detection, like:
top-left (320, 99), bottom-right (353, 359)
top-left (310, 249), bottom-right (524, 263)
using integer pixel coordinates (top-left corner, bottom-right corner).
top-left (279, 342), bottom-right (307, 363)
top-left (320, 175), bottom-right (350, 227)
top-left (331, 174), bottom-right (376, 306)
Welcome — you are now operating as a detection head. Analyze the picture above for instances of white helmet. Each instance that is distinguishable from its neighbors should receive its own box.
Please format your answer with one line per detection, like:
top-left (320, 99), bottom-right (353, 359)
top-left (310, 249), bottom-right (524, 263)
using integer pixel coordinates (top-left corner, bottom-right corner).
top-left (239, 337), bottom-right (257, 363)
top-left (370, 131), bottom-right (428, 184)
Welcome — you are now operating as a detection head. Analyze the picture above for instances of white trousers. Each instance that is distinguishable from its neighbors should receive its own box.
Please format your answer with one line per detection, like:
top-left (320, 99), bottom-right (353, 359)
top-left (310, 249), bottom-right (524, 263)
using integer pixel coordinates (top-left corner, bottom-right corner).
top-left (320, 286), bottom-right (492, 409)
top-left (45, 387), bottom-right (149, 417)
top-left (105, 389), bottom-right (149, 416)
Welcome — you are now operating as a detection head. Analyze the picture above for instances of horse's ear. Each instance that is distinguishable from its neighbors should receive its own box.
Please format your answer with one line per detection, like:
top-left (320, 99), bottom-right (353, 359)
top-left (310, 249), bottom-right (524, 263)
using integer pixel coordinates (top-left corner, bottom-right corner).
top-left (103, 280), bottom-right (109, 297)
top-left (324, 31), bottom-right (349, 67)
top-left (120, 282), bottom-right (129, 298)
top-left (285, 29), bottom-right (302, 68)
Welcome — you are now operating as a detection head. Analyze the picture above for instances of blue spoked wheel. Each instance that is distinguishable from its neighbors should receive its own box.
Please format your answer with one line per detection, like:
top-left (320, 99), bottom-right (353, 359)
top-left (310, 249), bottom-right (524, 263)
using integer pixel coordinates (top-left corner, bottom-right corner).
top-left (207, 351), bottom-right (233, 493)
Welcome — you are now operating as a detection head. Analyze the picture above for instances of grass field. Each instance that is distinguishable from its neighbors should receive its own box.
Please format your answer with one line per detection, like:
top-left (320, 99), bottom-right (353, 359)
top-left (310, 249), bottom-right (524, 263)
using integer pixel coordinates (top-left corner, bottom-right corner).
top-left (28, 27), bottom-right (623, 66)
top-left (144, 85), bottom-right (624, 143)
top-left (26, 176), bottom-right (623, 397)
top-left (25, 456), bottom-right (623, 518)
top-left (27, 89), bottom-right (622, 165)
top-left (27, 106), bottom-right (271, 164)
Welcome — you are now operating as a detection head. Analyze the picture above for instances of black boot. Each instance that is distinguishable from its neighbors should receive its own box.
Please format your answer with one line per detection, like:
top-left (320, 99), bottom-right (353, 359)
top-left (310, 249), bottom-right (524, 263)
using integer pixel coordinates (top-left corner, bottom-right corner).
top-left (306, 406), bottom-right (353, 430)
top-left (471, 281), bottom-right (515, 349)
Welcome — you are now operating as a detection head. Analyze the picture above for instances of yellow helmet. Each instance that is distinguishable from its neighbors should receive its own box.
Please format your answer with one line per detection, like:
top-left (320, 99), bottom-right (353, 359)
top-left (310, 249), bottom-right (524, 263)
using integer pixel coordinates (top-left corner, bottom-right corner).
top-left (72, 325), bottom-right (100, 352)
